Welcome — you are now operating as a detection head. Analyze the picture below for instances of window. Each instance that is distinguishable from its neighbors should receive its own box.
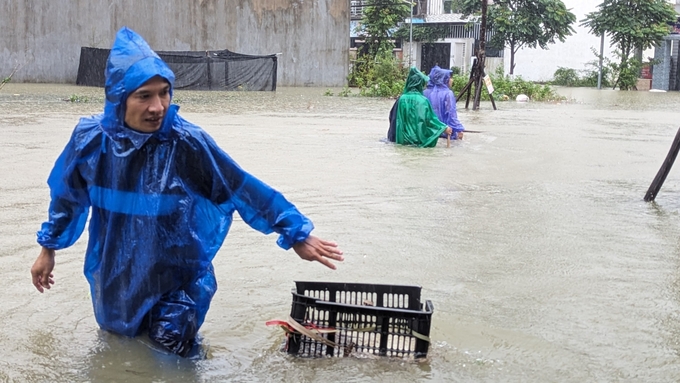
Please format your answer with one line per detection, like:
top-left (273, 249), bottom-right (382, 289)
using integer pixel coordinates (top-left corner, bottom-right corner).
top-left (351, 0), bottom-right (366, 17)
top-left (443, 0), bottom-right (457, 13)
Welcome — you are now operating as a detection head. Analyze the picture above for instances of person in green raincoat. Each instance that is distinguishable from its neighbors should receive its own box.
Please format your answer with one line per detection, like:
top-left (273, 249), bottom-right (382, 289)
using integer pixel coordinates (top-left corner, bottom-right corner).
top-left (395, 67), bottom-right (452, 148)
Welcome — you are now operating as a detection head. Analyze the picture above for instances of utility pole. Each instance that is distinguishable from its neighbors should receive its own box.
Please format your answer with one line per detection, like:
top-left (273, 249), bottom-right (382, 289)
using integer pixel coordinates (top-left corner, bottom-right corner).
top-left (597, 33), bottom-right (604, 89)
top-left (409, 0), bottom-right (414, 67)
top-left (472, 0), bottom-right (488, 110)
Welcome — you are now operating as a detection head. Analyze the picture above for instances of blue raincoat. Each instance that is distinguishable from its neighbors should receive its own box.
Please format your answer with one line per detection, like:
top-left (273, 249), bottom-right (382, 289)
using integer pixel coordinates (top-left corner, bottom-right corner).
top-left (36, 27), bottom-right (313, 355)
top-left (423, 67), bottom-right (465, 139)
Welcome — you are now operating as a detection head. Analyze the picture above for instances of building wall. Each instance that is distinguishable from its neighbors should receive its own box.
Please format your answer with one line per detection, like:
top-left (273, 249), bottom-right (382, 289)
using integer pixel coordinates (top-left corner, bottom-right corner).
top-left (0, 0), bottom-right (349, 87)
top-left (503, 0), bottom-right (615, 82)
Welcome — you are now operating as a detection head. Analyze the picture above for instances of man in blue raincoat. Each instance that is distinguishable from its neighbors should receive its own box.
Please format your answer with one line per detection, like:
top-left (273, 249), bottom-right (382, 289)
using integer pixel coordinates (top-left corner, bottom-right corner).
top-left (30, 27), bottom-right (343, 357)
top-left (423, 66), bottom-right (465, 141)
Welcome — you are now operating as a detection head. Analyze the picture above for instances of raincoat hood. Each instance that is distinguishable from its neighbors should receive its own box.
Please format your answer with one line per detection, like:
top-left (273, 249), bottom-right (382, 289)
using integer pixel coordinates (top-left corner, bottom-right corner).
top-left (403, 67), bottom-right (429, 94)
top-left (102, 27), bottom-right (176, 139)
top-left (429, 67), bottom-right (452, 89)
top-left (426, 65), bottom-right (440, 90)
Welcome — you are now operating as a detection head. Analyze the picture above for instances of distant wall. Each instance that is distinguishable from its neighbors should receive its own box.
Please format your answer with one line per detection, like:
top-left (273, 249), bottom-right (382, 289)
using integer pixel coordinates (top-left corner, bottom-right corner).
top-left (0, 0), bottom-right (349, 87)
top-left (504, 0), bottom-right (614, 82)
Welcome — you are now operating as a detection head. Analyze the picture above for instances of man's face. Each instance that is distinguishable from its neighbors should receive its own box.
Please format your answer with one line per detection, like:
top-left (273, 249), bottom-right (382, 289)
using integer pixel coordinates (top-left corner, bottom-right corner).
top-left (124, 77), bottom-right (171, 133)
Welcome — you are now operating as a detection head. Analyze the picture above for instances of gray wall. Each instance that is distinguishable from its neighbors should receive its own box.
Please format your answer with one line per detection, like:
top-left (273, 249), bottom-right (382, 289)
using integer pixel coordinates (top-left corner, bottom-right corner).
top-left (1, 0), bottom-right (349, 87)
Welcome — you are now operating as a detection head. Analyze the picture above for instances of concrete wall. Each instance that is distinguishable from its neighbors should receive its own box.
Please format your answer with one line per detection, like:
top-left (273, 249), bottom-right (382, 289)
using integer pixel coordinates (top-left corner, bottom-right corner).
top-left (0, 0), bottom-right (349, 87)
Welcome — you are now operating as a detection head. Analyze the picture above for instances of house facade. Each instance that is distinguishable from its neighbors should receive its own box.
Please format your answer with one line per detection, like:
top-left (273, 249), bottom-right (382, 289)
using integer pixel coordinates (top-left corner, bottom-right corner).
top-left (350, 0), bottom-right (501, 75)
top-left (351, 0), bottom-right (679, 83)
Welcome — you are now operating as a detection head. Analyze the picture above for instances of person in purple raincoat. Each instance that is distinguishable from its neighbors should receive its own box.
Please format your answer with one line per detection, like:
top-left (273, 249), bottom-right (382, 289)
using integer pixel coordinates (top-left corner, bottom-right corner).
top-left (424, 66), bottom-right (465, 140)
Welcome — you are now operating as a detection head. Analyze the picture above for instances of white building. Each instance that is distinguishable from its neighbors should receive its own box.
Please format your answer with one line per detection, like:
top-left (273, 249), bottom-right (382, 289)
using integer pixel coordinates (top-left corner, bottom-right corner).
top-left (507, 0), bottom-right (679, 82)
top-left (350, 0), bottom-right (679, 82)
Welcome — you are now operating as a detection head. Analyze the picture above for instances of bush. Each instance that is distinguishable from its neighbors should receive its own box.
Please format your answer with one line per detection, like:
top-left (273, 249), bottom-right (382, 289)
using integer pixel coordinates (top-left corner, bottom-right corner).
top-left (550, 63), bottom-right (612, 88)
top-left (348, 50), bottom-right (407, 98)
top-left (552, 67), bottom-right (580, 87)
top-left (450, 67), bottom-right (565, 102)
top-left (611, 56), bottom-right (642, 90)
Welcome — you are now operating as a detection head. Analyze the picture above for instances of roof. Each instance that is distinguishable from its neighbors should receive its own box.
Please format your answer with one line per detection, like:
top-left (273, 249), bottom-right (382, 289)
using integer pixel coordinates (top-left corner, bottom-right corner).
top-left (425, 13), bottom-right (471, 23)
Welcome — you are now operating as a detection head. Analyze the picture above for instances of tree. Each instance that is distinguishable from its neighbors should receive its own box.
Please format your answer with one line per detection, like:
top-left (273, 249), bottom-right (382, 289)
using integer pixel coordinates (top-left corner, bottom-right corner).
top-left (355, 0), bottom-right (411, 57)
top-left (456, 0), bottom-right (576, 74)
top-left (348, 0), bottom-right (411, 97)
top-left (393, 24), bottom-right (451, 44)
top-left (581, 0), bottom-right (676, 90)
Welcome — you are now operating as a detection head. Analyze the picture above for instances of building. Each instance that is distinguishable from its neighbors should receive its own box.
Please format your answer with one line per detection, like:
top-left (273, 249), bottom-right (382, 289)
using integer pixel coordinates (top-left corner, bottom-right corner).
top-left (350, 0), bottom-right (501, 75)
top-left (503, 0), bottom-right (615, 82)
top-left (1, 0), bottom-right (349, 87)
top-left (351, 0), bottom-right (680, 86)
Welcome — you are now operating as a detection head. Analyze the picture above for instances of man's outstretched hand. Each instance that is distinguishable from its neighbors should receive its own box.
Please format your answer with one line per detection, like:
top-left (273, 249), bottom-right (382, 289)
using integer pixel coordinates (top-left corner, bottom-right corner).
top-left (292, 235), bottom-right (344, 270)
top-left (31, 247), bottom-right (55, 293)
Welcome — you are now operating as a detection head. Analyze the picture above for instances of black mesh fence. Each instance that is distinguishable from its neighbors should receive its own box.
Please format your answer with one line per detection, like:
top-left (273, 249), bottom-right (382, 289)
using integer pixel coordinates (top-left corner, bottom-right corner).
top-left (76, 47), bottom-right (277, 91)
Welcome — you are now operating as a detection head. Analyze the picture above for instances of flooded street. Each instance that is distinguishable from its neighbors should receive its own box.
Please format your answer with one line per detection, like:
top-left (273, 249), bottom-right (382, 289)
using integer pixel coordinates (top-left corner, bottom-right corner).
top-left (3, 83), bottom-right (680, 382)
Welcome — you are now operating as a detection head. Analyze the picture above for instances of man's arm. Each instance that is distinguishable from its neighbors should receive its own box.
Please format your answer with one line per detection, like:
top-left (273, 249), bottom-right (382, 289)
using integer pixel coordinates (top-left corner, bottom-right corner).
top-left (228, 169), bottom-right (344, 269)
top-left (32, 138), bottom-right (91, 292)
top-left (198, 133), bottom-right (343, 268)
top-left (36, 140), bottom-right (91, 249)
top-left (292, 236), bottom-right (343, 270)
top-left (31, 247), bottom-right (55, 293)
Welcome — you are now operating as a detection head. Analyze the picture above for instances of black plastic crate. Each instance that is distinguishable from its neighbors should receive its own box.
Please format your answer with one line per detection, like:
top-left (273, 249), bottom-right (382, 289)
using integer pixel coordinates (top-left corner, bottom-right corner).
top-left (286, 281), bottom-right (434, 359)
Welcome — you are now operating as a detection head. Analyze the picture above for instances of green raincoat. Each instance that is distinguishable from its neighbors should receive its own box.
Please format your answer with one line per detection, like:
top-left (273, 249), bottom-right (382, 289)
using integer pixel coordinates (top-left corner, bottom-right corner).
top-left (395, 67), bottom-right (449, 148)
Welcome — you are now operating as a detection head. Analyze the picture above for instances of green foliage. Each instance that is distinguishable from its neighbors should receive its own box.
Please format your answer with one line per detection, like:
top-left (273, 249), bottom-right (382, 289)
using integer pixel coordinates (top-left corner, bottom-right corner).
top-left (1, 77), bottom-right (10, 85)
top-left (349, 0), bottom-right (411, 97)
top-left (607, 52), bottom-right (643, 90)
top-left (65, 94), bottom-right (90, 103)
top-left (324, 88), bottom-right (334, 96)
top-left (393, 24), bottom-right (451, 43)
top-left (581, 0), bottom-right (675, 60)
top-left (551, 61), bottom-right (612, 88)
top-left (339, 87), bottom-right (352, 97)
top-left (450, 72), bottom-right (469, 94)
top-left (348, 51), bottom-right (407, 98)
top-left (552, 67), bottom-right (580, 86)
top-left (451, 67), bottom-right (565, 102)
top-left (355, 0), bottom-right (410, 56)
top-left (456, 0), bottom-right (576, 74)
top-left (581, 0), bottom-right (675, 90)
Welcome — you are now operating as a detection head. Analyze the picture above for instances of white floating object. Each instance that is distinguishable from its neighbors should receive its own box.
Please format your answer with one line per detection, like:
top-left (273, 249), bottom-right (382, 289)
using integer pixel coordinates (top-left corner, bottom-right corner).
top-left (516, 94), bottom-right (529, 102)
top-left (649, 89), bottom-right (667, 93)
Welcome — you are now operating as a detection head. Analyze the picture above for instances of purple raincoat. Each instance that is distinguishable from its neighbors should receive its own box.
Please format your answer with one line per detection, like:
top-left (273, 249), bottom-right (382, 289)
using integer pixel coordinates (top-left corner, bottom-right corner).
top-left (423, 67), bottom-right (465, 139)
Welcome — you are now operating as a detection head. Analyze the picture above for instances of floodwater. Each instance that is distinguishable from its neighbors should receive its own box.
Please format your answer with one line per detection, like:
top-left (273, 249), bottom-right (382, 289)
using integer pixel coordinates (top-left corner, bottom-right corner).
top-left (2, 83), bottom-right (680, 382)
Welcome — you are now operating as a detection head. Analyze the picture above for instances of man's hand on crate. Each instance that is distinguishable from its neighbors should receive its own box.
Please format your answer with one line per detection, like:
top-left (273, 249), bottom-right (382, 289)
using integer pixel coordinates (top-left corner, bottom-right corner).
top-left (292, 235), bottom-right (344, 270)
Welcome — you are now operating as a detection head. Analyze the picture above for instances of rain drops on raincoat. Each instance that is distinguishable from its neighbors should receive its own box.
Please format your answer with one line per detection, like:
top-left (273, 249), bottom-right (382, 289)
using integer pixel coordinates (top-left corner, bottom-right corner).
top-left (36, 27), bottom-right (314, 342)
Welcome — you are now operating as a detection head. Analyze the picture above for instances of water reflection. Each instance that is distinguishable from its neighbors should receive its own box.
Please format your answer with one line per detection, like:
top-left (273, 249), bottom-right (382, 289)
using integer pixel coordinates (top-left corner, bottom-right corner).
top-left (82, 331), bottom-right (203, 382)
